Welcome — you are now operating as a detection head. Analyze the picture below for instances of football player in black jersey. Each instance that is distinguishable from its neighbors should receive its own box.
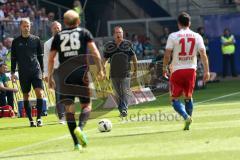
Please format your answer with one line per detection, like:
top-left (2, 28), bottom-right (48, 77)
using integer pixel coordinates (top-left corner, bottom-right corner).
top-left (48, 10), bottom-right (104, 151)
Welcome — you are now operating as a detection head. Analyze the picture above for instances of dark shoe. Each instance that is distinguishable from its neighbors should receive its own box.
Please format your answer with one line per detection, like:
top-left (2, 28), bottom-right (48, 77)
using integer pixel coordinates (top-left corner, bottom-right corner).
top-left (37, 119), bottom-right (43, 127)
top-left (30, 121), bottom-right (36, 127)
top-left (183, 117), bottom-right (192, 131)
top-left (121, 110), bottom-right (128, 117)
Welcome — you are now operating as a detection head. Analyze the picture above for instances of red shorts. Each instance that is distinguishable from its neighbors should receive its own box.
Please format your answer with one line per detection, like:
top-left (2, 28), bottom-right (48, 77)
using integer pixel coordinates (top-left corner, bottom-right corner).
top-left (170, 69), bottom-right (196, 98)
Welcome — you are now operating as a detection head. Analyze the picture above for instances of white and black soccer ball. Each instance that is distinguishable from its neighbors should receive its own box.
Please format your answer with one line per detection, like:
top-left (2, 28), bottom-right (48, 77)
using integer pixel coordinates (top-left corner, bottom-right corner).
top-left (98, 119), bottom-right (112, 132)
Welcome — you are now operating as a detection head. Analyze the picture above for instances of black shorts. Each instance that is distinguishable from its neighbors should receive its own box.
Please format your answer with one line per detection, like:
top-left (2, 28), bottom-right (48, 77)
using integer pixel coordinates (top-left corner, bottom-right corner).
top-left (56, 68), bottom-right (91, 105)
top-left (19, 73), bottom-right (44, 93)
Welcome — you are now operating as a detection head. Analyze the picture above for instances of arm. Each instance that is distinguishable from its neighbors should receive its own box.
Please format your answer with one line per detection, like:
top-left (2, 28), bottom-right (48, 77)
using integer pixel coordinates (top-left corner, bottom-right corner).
top-left (11, 39), bottom-right (17, 74)
top-left (199, 49), bottom-right (210, 82)
top-left (103, 58), bottom-right (109, 73)
top-left (0, 82), bottom-right (18, 92)
top-left (223, 42), bottom-right (234, 46)
top-left (48, 50), bottom-right (57, 79)
top-left (221, 36), bottom-right (235, 46)
top-left (48, 50), bottom-right (57, 89)
top-left (87, 41), bottom-right (104, 73)
top-left (162, 48), bottom-right (172, 74)
top-left (131, 54), bottom-right (138, 78)
top-left (131, 54), bottom-right (138, 73)
top-left (43, 41), bottom-right (50, 78)
top-left (162, 33), bottom-right (174, 76)
top-left (37, 38), bottom-right (44, 72)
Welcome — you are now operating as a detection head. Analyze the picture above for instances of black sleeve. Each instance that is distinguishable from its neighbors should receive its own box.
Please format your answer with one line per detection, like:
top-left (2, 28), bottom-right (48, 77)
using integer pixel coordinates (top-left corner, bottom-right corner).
top-left (129, 43), bottom-right (136, 56)
top-left (84, 29), bottom-right (94, 43)
top-left (11, 39), bottom-right (17, 74)
top-left (51, 34), bottom-right (60, 51)
top-left (103, 52), bottom-right (110, 59)
top-left (103, 44), bottom-right (110, 59)
top-left (36, 38), bottom-right (44, 72)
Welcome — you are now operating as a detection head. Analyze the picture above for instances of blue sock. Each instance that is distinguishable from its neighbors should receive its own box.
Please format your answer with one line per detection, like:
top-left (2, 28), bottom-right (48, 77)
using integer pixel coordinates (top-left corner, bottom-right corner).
top-left (185, 99), bottom-right (193, 116)
top-left (172, 99), bottom-right (189, 120)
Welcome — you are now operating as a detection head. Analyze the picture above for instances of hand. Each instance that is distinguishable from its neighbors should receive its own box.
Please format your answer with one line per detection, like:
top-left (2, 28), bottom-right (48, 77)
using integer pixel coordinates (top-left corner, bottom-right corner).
top-left (162, 70), bottom-right (169, 81)
top-left (12, 88), bottom-right (18, 93)
top-left (48, 75), bottom-right (56, 89)
top-left (11, 74), bottom-right (18, 83)
top-left (203, 71), bottom-right (210, 83)
top-left (43, 76), bottom-right (48, 83)
top-left (132, 71), bottom-right (137, 79)
top-left (97, 70), bottom-right (105, 81)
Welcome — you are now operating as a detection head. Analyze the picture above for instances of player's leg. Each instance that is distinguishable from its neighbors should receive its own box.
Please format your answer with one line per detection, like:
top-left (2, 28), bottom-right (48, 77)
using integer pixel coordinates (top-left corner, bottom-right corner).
top-left (55, 92), bottom-right (65, 124)
top-left (19, 77), bottom-right (35, 127)
top-left (0, 91), bottom-right (7, 106)
top-left (33, 77), bottom-right (45, 127)
top-left (222, 54), bottom-right (228, 78)
top-left (78, 102), bottom-right (91, 130)
top-left (171, 98), bottom-right (189, 120)
top-left (74, 81), bottom-right (91, 147)
top-left (183, 69), bottom-right (196, 130)
top-left (170, 71), bottom-right (189, 120)
top-left (183, 69), bottom-right (196, 117)
top-left (230, 54), bottom-right (237, 77)
top-left (74, 100), bottom-right (91, 148)
top-left (111, 78), bottom-right (122, 114)
top-left (119, 77), bottom-right (131, 117)
top-left (23, 92), bottom-right (35, 127)
top-left (184, 98), bottom-right (193, 116)
top-left (63, 68), bottom-right (90, 150)
top-left (6, 91), bottom-right (14, 109)
top-left (63, 98), bottom-right (80, 150)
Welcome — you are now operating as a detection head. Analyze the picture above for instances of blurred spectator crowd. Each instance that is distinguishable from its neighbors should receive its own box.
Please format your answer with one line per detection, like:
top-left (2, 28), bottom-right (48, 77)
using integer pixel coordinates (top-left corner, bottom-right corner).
top-left (0, 0), bottom-right (56, 40)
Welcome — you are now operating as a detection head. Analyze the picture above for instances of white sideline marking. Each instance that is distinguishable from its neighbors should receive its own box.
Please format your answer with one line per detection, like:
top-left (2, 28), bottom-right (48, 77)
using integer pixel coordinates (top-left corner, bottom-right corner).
top-left (0, 128), bottom-right (96, 156)
top-left (0, 135), bottom-right (69, 156)
top-left (195, 91), bottom-right (240, 105)
top-left (0, 91), bottom-right (240, 155)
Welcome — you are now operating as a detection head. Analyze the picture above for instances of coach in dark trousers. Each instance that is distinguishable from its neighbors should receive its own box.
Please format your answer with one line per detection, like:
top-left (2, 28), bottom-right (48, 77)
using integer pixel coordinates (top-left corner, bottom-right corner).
top-left (11, 18), bottom-right (45, 127)
top-left (103, 26), bottom-right (138, 117)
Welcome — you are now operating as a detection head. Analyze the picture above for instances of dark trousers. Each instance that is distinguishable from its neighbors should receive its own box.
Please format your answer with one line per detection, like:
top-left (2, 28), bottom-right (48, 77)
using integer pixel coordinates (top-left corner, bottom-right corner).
top-left (222, 54), bottom-right (237, 77)
top-left (111, 78), bottom-right (131, 113)
top-left (0, 90), bottom-right (14, 109)
top-left (55, 92), bottom-right (65, 120)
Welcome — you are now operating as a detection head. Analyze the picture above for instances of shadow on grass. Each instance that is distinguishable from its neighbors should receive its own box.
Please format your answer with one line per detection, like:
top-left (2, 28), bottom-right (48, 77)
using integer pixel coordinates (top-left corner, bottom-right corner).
top-left (0, 121), bottom-right (63, 130)
top-left (94, 129), bottom-right (180, 139)
top-left (0, 150), bottom-right (70, 159)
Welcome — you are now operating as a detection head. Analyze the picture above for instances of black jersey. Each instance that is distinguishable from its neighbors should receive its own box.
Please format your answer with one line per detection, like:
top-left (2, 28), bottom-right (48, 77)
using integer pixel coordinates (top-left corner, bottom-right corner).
top-left (51, 27), bottom-right (94, 65)
top-left (103, 40), bottom-right (135, 78)
top-left (11, 35), bottom-right (43, 74)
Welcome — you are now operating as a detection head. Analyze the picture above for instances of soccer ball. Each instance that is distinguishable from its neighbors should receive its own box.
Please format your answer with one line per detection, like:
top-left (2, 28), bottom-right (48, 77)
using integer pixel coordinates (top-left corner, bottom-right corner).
top-left (98, 119), bottom-right (112, 132)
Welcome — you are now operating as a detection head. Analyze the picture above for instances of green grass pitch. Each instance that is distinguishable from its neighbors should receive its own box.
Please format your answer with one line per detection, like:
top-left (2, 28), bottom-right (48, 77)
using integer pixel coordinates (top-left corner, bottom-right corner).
top-left (0, 80), bottom-right (240, 160)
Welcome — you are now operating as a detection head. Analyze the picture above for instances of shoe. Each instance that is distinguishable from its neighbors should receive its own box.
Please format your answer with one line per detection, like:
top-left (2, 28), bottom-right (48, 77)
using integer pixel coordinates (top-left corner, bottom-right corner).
top-left (37, 119), bottom-right (43, 127)
top-left (74, 144), bottom-right (83, 151)
top-left (184, 117), bottom-right (192, 130)
top-left (120, 110), bottom-right (128, 117)
top-left (30, 121), bottom-right (36, 127)
top-left (74, 127), bottom-right (88, 147)
top-left (59, 119), bottom-right (66, 125)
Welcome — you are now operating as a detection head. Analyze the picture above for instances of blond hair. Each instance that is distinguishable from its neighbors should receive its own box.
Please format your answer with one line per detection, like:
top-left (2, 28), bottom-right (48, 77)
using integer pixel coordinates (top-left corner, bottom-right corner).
top-left (63, 10), bottom-right (80, 26)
